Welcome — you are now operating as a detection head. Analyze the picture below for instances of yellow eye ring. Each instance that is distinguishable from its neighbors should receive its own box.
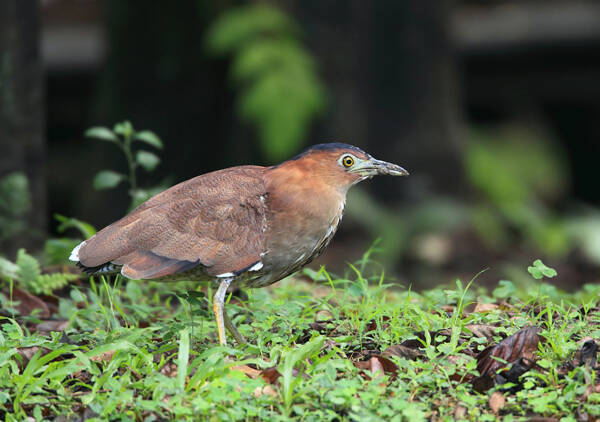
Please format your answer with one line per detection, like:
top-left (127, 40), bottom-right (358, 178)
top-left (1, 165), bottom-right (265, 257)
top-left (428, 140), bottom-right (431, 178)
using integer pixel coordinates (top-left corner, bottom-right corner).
top-left (342, 155), bottom-right (354, 168)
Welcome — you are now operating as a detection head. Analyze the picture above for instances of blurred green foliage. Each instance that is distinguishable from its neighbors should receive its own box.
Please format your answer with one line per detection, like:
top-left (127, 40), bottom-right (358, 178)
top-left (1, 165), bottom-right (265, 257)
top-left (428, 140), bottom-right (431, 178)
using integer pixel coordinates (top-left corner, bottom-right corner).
top-left (0, 172), bottom-right (31, 246)
top-left (565, 209), bottom-right (600, 265)
top-left (465, 126), bottom-right (567, 206)
top-left (0, 249), bottom-right (78, 296)
top-left (465, 126), bottom-right (570, 256)
top-left (206, 4), bottom-right (327, 161)
top-left (44, 214), bottom-right (97, 266)
top-left (347, 123), bottom-right (600, 281)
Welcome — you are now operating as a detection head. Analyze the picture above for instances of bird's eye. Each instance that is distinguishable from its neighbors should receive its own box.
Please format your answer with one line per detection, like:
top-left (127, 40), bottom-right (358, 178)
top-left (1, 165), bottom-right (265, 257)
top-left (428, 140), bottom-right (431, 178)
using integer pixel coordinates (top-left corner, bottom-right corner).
top-left (342, 155), bottom-right (355, 168)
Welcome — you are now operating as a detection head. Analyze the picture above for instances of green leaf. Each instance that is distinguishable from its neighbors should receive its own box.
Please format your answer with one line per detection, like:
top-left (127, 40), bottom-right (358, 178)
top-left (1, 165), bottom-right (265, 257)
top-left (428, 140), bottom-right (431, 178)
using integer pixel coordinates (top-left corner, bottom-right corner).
top-left (136, 151), bottom-right (160, 171)
top-left (280, 335), bottom-right (324, 414)
top-left (37, 273), bottom-right (78, 296)
top-left (44, 238), bottom-right (82, 265)
top-left (206, 4), bottom-right (326, 161)
top-left (129, 185), bottom-right (166, 210)
top-left (85, 127), bottom-right (118, 142)
top-left (16, 249), bottom-right (41, 285)
top-left (54, 214), bottom-right (96, 238)
top-left (177, 328), bottom-right (190, 392)
top-left (134, 131), bottom-right (163, 149)
top-left (113, 121), bottom-right (134, 139)
top-left (0, 256), bottom-right (19, 280)
top-left (93, 170), bottom-right (125, 190)
top-left (493, 280), bottom-right (516, 298)
top-left (527, 259), bottom-right (557, 280)
top-left (206, 5), bottom-right (297, 54)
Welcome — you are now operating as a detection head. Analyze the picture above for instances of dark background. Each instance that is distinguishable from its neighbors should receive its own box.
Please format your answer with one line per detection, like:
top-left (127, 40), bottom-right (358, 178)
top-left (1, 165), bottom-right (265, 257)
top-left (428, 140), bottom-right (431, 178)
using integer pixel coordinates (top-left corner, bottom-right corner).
top-left (2, 0), bottom-right (600, 289)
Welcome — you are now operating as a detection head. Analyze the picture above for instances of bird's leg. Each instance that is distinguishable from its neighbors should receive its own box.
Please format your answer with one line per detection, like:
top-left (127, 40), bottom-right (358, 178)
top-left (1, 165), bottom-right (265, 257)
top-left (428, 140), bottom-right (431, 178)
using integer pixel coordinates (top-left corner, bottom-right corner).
top-left (213, 277), bottom-right (232, 346)
top-left (224, 310), bottom-right (246, 345)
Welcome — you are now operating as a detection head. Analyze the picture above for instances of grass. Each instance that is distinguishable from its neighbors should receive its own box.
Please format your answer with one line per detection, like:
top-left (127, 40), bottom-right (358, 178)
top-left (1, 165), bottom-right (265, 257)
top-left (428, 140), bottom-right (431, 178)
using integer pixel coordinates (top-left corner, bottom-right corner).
top-left (2, 256), bottom-right (600, 421)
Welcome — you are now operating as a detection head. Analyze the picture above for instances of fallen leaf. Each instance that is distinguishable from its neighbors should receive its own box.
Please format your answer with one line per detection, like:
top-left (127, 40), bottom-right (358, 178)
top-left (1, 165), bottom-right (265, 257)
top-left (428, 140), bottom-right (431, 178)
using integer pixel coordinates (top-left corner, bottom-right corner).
top-left (253, 385), bottom-right (278, 398)
top-left (354, 355), bottom-right (398, 379)
top-left (382, 344), bottom-right (423, 360)
top-left (441, 305), bottom-right (455, 314)
top-left (231, 365), bottom-right (261, 379)
top-left (260, 367), bottom-right (282, 384)
top-left (369, 356), bottom-right (384, 377)
top-left (35, 320), bottom-right (69, 333)
top-left (17, 346), bottom-right (40, 366)
top-left (90, 350), bottom-right (115, 363)
top-left (476, 326), bottom-right (540, 378)
top-left (11, 287), bottom-right (50, 318)
top-left (454, 405), bottom-right (467, 419)
top-left (576, 339), bottom-right (598, 368)
top-left (558, 338), bottom-right (599, 375)
top-left (489, 391), bottom-right (505, 414)
top-left (464, 324), bottom-right (498, 341)
top-left (160, 363), bottom-right (177, 377)
top-left (365, 316), bottom-right (390, 333)
top-left (473, 302), bottom-right (499, 313)
top-left (472, 326), bottom-right (540, 392)
top-left (314, 309), bottom-right (334, 323)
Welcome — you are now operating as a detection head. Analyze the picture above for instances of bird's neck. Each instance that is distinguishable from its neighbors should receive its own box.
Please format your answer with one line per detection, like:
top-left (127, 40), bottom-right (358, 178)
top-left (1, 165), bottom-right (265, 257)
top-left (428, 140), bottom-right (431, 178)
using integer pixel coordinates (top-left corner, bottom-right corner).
top-left (265, 162), bottom-right (347, 220)
top-left (261, 163), bottom-right (347, 278)
top-left (264, 162), bottom-right (346, 243)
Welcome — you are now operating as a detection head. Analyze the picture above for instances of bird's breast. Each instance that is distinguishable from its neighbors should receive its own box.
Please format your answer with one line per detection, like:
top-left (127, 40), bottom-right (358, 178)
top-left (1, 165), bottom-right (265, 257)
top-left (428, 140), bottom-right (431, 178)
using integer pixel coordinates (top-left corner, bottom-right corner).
top-left (251, 180), bottom-right (346, 286)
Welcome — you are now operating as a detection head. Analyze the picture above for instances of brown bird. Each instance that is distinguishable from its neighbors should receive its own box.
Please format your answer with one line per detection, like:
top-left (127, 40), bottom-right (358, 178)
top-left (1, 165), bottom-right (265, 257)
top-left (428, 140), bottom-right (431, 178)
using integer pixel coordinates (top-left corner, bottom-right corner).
top-left (70, 143), bottom-right (408, 345)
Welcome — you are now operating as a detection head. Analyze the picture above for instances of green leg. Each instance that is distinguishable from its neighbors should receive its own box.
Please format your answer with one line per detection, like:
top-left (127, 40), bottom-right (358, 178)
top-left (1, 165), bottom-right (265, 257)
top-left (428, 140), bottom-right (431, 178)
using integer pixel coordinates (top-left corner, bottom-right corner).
top-left (224, 310), bottom-right (246, 345)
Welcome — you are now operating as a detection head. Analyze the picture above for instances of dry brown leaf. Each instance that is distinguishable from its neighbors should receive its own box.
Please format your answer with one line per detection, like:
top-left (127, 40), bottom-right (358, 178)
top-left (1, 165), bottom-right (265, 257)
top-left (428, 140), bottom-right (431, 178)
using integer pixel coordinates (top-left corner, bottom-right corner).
top-left (159, 362), bottom-right (177, 377)
top-left (35, 320), bottom-right (69, 333)
top-left (454, 405), bottom-right (467, 419)
top-left (231, 365), bottom-right (262, 379)
top-left (382, 344), bottom-right (423, 360)
top-left (489, 391), bottom-right (505, 414)
top-left (12, 287), bottom-right (50, 318)
top-left (473, 302), bottom-right (499, 313)
top-left (253, 385), bottom-right (278, 398)
top-left (314, 310), bottom-right (334, 323)
top-left (260, 367), bottom-right (282, 384)
top-left (90, 350), bottom-right (115, 363)
top-left (365, 316), bottom-right (390, 333)
top-left (476, 326), bottom-right (541, 378)
top-left (369, 356), bottom-right (384, 377)
top-left (559, 339), bottom-right (599, 376)
top-left (465, 324), bottom-right (498, 340)
top-left (354, 355), bottom-right (398, 379)
top-left (17, 346), bottom-right (40, 366)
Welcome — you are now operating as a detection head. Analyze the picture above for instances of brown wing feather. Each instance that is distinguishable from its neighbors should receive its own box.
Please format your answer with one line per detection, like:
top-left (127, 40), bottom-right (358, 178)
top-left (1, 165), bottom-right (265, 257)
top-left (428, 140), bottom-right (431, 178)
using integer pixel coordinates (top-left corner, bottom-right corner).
top-left (78, 166), bottom-right (267, 279)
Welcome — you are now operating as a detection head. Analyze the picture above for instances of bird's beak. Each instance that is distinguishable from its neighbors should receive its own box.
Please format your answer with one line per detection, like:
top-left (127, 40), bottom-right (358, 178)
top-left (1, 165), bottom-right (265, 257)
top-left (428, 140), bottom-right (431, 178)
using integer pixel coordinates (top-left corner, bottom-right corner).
top-left (351, 157), bottom-right (409, 177)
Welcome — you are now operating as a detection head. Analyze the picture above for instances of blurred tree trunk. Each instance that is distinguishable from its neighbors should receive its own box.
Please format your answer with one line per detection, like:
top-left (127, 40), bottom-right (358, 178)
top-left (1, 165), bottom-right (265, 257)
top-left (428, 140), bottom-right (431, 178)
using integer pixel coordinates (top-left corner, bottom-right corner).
top-left (293, 0), bottom-right (464, 199)
top-left (0, 0), bottom-right (46, 255)
top-left (369, 0), bottom-right (463, 198)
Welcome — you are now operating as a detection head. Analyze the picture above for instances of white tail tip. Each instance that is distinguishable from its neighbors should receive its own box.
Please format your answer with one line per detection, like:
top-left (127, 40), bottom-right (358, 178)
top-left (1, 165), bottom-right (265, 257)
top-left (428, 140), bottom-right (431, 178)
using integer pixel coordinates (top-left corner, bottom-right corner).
top-left (69, 241), bottom-right (85, 262)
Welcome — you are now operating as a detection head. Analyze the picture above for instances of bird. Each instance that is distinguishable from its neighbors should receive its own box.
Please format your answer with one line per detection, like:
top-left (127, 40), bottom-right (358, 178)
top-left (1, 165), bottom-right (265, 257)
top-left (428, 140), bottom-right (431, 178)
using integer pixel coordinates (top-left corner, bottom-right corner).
top-left (70, 143), bottom-right (408, 346)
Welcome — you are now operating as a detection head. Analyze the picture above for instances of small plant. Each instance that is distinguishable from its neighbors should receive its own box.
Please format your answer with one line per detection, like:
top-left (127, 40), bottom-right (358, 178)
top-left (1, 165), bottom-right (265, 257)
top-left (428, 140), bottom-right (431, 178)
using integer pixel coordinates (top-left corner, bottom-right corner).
top-left (85, 121), bottom-right (164, 208)
top-left (0, 249), bottom-right (78, 296)
top-left (527, 259), bottom-right (558, 280)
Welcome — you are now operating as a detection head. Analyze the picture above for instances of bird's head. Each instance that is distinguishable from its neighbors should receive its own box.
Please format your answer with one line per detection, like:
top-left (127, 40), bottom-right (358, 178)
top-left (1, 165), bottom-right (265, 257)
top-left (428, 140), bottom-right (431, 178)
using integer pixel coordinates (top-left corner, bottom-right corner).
top-left (279, 143), bottom-right (409, 193)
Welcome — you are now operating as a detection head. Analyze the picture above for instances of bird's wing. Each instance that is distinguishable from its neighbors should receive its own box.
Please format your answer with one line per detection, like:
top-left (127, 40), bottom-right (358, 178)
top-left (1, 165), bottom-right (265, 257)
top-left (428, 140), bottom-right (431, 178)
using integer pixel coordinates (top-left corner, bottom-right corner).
top-left (77, 166), bottom-right (267, 279)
